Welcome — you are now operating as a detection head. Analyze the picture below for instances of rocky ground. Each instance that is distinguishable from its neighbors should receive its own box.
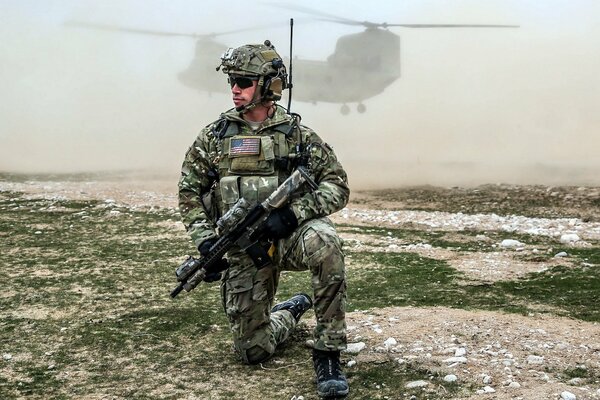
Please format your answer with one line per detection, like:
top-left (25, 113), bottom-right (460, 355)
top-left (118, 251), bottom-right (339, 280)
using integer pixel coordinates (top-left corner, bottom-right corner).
top-left (1, 172), bottom-right (599, 399)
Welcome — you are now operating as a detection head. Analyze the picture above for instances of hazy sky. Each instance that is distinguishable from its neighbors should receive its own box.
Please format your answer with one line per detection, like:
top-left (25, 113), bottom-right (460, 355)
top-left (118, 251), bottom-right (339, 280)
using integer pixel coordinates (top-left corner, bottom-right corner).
top-left (1, 0), bottom-right (599, 187)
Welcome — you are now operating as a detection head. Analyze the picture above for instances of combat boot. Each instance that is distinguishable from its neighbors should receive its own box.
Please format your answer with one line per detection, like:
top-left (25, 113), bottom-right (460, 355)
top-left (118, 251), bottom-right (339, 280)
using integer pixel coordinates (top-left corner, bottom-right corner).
top-left (312, 349), bottom-right (349, 398)
top-left (271, 293), bottom-right (313, 322)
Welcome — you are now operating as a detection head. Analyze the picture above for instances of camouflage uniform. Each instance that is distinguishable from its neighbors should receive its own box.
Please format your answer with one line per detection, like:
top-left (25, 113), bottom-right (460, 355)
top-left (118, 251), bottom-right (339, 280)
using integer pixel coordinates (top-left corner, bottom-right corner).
top-left (179, 105), bottom-right (349, 364)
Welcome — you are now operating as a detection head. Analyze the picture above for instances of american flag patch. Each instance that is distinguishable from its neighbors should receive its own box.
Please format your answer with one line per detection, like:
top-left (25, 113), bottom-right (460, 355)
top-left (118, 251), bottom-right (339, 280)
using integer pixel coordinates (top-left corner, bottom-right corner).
top-left (230, 137), bottom-right (261, 157)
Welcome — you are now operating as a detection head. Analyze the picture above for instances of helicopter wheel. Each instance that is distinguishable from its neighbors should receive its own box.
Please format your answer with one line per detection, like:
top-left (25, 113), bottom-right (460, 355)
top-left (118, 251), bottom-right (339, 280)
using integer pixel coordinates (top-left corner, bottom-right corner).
top-left (340, 104), bottom-right (350, 115)
top-left (357, 103), bottom-right (366, 113)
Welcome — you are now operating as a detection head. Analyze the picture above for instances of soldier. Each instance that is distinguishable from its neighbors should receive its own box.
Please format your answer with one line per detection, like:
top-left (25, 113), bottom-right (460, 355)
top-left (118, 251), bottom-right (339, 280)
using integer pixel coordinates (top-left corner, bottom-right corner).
top-left (178, 40), bottom-right (350, 398)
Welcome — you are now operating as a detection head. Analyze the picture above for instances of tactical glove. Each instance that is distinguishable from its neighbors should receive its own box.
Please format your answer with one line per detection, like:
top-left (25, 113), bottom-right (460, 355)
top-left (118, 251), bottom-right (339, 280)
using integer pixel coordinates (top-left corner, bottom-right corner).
top-left (264, 206), bottom-right (299, 240)
top-left (198, 238), bottom-right (229, 282)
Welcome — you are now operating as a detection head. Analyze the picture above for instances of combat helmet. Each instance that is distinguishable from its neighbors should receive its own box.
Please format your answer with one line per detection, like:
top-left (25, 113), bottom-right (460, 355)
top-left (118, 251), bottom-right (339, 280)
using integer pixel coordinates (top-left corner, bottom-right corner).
top-left (218, 40), bottom-right (288, 104)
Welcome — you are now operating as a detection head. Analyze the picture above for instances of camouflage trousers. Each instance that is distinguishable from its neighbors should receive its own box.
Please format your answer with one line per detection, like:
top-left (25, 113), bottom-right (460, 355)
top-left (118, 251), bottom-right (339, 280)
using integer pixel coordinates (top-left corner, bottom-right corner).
top-left (220, 217), bottom-right (347, 364)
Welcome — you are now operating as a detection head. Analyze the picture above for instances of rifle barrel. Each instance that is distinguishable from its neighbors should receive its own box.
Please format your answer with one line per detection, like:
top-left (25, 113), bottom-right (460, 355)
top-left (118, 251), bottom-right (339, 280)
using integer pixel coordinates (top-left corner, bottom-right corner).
top-left (170, 283), bottom-right (184, 298)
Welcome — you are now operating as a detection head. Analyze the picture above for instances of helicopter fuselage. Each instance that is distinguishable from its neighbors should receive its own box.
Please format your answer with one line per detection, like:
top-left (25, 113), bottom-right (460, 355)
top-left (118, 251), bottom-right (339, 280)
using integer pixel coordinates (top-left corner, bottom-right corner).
top-left (178, 28), bottom-right (401, 110)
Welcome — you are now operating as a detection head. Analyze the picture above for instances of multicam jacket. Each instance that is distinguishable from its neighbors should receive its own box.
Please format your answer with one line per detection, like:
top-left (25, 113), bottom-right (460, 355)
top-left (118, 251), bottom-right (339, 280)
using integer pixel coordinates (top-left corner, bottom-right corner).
top-left (178, 105), bottom-right (349, 248)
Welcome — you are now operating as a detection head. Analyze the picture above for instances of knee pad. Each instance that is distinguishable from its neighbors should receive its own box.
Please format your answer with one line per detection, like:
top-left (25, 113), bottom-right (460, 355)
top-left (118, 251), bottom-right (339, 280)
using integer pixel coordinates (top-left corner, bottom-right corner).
top-left (303, 229), bottom-right (343, 267)
top-left (241, 345), bottom-right (274, 365)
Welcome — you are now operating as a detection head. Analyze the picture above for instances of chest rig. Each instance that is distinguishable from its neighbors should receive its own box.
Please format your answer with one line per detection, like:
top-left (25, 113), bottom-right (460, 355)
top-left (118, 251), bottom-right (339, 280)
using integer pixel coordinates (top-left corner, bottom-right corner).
top-left (212, 118), bottom-right (302, 214)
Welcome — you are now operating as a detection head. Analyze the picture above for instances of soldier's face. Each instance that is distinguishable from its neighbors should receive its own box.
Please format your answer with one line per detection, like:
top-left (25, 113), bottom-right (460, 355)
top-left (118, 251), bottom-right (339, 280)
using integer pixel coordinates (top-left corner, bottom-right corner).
top-left (230, 76), bottom-right (258, 109)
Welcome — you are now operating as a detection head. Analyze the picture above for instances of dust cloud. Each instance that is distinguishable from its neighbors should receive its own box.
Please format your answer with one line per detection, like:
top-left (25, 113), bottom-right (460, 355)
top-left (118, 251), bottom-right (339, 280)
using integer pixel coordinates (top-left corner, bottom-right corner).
top-left (1, 0), bottom-right (599, 189)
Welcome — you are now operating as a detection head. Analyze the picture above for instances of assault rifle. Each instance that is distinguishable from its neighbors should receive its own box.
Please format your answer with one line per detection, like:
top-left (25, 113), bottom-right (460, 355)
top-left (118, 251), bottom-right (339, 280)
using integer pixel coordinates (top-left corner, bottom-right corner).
top-left (170, 167), bottom-right (318, 298)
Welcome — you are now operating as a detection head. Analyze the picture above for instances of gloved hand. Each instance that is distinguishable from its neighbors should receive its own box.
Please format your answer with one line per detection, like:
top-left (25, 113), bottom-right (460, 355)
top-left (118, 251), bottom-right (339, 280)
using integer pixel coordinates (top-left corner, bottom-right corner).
top-left (198, 238), bottom-right (229, 282)
top-left (264, 206), bottom-right (299, 240)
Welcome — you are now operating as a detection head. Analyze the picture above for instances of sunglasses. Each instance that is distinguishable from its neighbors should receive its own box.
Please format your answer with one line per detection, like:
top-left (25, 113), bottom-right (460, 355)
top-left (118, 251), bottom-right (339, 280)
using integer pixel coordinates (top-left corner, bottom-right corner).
top-left (228, 75), bottom-right (258, 89)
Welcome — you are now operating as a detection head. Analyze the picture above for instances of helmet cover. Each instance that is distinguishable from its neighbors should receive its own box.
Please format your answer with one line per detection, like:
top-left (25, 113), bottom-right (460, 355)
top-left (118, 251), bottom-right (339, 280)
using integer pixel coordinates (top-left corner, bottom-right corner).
top-left (218, 40), bottom-right (287, 101)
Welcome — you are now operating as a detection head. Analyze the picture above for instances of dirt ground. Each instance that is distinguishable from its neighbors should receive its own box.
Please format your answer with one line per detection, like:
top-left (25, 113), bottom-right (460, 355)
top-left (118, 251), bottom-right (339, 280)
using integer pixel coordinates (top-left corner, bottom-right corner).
top-left (2, 172), bottom-right (599, 399)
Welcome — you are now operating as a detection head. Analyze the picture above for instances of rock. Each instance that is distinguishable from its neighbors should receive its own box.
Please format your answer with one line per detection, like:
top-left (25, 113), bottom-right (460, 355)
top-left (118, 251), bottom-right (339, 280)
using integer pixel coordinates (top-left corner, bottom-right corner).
top-left (3, 353), bottom-right (12, 361)
top-left (508, 381), bottom-right (521, 388)
top-left (455, 347), bottom-right (467, 357)
top-left (443, 356), bottom-right (467, 364)
top-left (500, 239), bottom-right (524, 248)
top-left (560, 391), bottom-right (576, 400)
top-left (477, 386), bottom-right (496, 394)
top-left (344, 342), bottom-right (366, 354)
top-left (560, 234), bottom-right (580, 244)
top-left (346, 360), bottom-right (356, 368)
top-left (526, 355), bottom-right (544, 364)
top-left (482, 375), bottom-right (492, 384)
top-left (567, 377), bottom-right (582, 386)
top-left (554, 251), bottom-right (569, 258)
top-left (405, 380), bottom-right (429, 389)
top-left (384, 337), bottom-right (397, 349)
top-left (443, 374), bottom-right (458, 383)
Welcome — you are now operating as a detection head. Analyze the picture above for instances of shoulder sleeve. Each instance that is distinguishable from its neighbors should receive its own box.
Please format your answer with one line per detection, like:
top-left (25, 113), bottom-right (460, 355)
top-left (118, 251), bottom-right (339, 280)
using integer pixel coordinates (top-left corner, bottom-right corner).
top-left (289, 126), bottom-right (350, 224)
top-left (178, 123), bottom-right (221, 248)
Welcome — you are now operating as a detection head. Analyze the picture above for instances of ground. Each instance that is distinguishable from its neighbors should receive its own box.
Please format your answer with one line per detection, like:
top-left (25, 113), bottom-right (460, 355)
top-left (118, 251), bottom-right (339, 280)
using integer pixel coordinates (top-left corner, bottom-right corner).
top-left (0, 171), bottom-right (599, 399)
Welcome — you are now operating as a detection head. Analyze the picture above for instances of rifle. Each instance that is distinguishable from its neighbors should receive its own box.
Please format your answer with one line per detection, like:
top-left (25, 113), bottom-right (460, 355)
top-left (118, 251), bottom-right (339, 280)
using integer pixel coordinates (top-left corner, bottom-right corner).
top-left (170, 167), bottom-right (318, 298)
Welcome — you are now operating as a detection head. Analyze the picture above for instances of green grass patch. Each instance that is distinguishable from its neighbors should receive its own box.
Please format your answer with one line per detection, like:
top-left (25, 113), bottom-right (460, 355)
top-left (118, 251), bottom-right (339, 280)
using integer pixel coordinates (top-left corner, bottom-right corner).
top-left (562, 366), bottom-right (589, 379)
top-left (347, 360), bottom-right (466, 399)
top-left (347, 251), bottom-right (600, 321)
top-left (347, 252), bottom-right (463, 309)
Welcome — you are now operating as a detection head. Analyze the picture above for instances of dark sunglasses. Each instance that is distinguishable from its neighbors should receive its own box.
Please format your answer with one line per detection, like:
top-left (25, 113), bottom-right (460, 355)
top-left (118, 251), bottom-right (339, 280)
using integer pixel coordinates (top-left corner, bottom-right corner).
top-left (228, 75), bottom-right (258, 89)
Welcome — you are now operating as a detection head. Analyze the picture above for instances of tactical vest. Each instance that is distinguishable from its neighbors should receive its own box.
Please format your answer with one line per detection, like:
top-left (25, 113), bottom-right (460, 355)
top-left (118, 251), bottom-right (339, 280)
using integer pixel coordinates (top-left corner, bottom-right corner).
top-left (212, 119), bottom-right (300, 215)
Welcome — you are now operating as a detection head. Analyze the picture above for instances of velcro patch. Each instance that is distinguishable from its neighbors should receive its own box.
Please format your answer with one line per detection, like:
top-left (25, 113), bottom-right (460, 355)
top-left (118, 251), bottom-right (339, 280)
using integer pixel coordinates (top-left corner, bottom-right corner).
top-left (230, 137), bottom-right (260, 157)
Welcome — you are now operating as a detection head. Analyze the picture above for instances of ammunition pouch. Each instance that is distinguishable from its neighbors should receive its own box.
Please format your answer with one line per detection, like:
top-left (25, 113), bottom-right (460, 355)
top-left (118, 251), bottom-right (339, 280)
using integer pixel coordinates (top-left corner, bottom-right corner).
top-left (217, 175), bottom-right (279, 213)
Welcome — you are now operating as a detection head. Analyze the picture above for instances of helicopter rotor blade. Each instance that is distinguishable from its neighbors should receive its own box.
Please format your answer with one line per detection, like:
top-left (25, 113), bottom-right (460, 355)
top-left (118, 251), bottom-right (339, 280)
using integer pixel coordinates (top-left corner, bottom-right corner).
top-left (264, 3), bottom-right (357, 25)
top-left (266, 3), bottom-right (518, 29)
top-left (64, 21), bottom-right (294, 40)
top-left (379, 23), bottom-right (519, 28)
top-left (64, 21), bottom-right (204, 38)
top-left (313, 18), bottom-right (518, 29)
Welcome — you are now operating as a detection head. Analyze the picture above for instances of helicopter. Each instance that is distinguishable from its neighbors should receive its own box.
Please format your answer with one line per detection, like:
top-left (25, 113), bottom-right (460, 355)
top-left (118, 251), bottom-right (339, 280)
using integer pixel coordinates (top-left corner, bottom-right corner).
top-left (66, 7), bottom-right (517, 115)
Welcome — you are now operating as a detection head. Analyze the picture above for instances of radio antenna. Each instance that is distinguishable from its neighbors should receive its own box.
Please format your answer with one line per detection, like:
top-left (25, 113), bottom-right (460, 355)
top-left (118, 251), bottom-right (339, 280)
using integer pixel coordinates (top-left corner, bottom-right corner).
top-left (287, 18), bottom-right (294, 113)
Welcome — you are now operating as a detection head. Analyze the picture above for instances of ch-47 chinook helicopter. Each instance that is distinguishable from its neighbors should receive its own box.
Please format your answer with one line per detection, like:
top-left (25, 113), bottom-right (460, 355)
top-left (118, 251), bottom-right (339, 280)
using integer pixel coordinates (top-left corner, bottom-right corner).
top-left (66, 7), bottom-right (517, 115)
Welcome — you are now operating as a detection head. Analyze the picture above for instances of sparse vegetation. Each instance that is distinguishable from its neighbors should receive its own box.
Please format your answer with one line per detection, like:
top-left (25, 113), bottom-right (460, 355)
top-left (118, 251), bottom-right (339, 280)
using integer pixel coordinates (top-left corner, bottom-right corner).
top-left (346, 251), bottom-right (600, 321)
top-left (354, 185), bottom-right (600, 221)
top-left (1, 178), bottom-right (599, 399)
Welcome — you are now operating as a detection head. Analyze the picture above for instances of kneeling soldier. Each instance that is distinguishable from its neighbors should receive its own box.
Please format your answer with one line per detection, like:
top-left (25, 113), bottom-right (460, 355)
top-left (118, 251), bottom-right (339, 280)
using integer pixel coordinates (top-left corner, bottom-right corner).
top-left (178, 40), bottom-right (350, 398)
